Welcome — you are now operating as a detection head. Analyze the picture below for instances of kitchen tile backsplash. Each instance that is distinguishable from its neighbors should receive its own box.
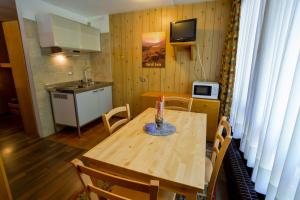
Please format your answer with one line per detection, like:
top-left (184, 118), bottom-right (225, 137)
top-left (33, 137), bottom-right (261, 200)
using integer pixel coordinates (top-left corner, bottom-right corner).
top-left (24, 19), bottom-right (112, 137)
top-left (90, 33), bottom-right (112, 82)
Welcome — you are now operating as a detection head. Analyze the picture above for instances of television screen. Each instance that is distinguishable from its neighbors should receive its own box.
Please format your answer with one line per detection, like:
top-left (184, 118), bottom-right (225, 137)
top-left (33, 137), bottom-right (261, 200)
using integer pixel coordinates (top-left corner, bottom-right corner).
top-left (170, 18), bottom-right (197, 42)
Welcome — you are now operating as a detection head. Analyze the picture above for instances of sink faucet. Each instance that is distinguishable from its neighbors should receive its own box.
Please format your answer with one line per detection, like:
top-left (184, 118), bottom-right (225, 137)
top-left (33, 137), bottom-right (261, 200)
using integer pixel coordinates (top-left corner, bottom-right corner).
top-left (83, 67), bottom-right (91, 83)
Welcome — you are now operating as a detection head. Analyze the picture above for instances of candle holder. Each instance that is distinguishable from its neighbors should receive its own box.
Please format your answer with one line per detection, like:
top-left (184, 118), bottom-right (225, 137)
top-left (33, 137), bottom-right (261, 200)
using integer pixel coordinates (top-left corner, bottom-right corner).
top-left (155, 99), bottom-right (164, 130)
top-left (155, 114), bottom-right (164, 130)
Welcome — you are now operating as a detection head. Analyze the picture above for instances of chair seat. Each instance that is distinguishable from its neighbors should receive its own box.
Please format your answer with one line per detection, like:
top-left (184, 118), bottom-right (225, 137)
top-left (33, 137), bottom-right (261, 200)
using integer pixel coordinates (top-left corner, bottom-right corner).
top-left (205, 157), bottom-right (213, 184)
top-left (111, 185), bottom-right (175, 200)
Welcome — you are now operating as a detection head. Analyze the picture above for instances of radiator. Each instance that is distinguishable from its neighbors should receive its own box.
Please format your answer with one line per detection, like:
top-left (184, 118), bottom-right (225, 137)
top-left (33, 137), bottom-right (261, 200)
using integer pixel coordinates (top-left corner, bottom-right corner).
top-left (223, 139), bottom-right (259, 200)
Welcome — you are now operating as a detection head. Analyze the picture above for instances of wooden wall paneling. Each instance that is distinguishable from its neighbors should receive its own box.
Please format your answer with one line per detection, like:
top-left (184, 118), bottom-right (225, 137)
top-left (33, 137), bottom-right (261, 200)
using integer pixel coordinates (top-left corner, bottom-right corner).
top-left (187, 4), bottom-right (197, 93)
top-left (121, 14), bottom-right (127, 107)
top-left (147, 9), bottom-right (158, 92)
top-left (210, 3), bottom-right (223, 80)
top-left (110, 16), bottom-right (115, 105)
top-left (142, 10), bottom-right (150, 93)
top-left (157, 8), bottom-right (163, 92)
top-left (116, 14), bottom-right (124, 107)
top-left (150, 8), bottom-right (162, 92)
top-left (192, 3), bottom-right (206, 82)
top-left (125, 13), bottom-right (134, 114)
top-left (203, 2), bottom-right (215, 81)
top-left (125, 13), bottom-right (133, 111)
top-left (160, 7), bottom-right (167, 93)
top-left (131, 11), bottom-right (138, 115)
top-left (117, 13), bottom-right (125, 107)
top-left (133, 11), bottom-right (143, 116)
top-left (111, 14), bottom-right (122, 108)
top-left (181, 4), bottom-right (194, 94)
top-left (2, 21), bottom-right (39, 136)
top-left (147, 10), bottom-right (154, 92)
top-left (173, 5), bottom-right (182, 94)
top-left (209, 1), bottom-right (219, 81)
top-left (179, 5), bottom-right (187, 93)
top-left (124, 13), bottom-right (129, 108)
top-left (110, 2), bottom-right (231, 115)
top-left (164, 6), bottom-right (177, 93)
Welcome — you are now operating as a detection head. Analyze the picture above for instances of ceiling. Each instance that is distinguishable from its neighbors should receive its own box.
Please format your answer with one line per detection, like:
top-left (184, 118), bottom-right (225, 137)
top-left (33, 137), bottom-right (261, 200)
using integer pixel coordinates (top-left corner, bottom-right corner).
top-left (0, 0), bottom-right (18, 21)
top-left (41, 0), bottom-right (208, 17)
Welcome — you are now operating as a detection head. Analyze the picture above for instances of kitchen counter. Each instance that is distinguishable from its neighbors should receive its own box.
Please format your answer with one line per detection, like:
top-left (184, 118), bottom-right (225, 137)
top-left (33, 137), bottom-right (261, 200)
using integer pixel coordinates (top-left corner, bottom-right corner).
top-left (46, 80), bottom-right (113, 94)
top-left (47, 80), bottom-right (113, 136)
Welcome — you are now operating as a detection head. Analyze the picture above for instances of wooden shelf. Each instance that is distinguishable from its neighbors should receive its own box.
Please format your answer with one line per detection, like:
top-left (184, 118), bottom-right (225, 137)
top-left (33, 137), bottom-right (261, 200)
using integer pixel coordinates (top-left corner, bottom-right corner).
top-left (0, 63), bottom-right (11, 68)
top-left (170, 42), bottom-right (196, 60)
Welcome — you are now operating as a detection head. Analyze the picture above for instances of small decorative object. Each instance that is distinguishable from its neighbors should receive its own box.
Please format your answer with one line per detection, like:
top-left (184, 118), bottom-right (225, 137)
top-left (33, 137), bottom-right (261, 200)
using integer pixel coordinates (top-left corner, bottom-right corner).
top-left (142, 32), bottom-right (166, 68)
top-left (144, 96), bottom-right (176, 136)
top-left (144, 122), bottom-right (176, 136)
top-left (155, 96), bottom-right (164, 129)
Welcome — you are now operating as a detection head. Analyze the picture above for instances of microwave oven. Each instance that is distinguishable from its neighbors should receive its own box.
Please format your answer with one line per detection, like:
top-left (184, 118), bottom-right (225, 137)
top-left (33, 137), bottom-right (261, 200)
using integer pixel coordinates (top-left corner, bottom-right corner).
top-left (192, 81), bottom-right (219, 99)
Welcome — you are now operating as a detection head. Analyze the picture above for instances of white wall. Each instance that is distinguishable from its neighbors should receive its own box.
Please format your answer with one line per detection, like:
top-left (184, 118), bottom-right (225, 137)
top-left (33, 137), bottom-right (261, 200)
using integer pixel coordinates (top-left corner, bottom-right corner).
top-left (15, 0), bottom-right (109, 33)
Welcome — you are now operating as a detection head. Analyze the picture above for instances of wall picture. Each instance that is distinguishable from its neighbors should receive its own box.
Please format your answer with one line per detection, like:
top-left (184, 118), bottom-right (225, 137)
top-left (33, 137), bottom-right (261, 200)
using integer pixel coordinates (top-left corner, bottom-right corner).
top-left (142, 32), bottom-right (166, 68)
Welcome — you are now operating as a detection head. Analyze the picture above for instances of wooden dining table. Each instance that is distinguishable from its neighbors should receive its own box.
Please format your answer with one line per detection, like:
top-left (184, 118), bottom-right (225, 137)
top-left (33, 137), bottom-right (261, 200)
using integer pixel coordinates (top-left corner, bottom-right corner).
top-left (83, 108), bottom-right (207, 199)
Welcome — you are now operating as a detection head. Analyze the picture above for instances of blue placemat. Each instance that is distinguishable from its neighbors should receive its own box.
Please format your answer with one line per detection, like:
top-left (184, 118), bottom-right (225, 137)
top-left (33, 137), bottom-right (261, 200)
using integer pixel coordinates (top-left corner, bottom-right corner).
top-left (144, 122), bottom-right (176, 136)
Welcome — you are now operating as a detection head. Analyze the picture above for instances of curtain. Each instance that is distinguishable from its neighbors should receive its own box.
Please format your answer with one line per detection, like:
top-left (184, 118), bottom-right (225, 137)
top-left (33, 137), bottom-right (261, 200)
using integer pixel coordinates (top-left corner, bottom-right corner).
top-left (229, 0), bottom-right (266, 138)
top-left (230, 0), bottom-right (300, 199)
top-left (219, 0), bottom-right (241, 117)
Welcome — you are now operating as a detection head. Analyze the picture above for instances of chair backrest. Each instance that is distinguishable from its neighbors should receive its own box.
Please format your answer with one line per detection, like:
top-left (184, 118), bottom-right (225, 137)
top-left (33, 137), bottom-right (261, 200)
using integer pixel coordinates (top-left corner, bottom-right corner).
top-left (207, 117), bottom-right (232, 200)
top-left (163, 96), bottom-right (193, 112)
top-left (71, 159), bottom-right (159, 200)
top-left (102, 104), bottom-right (131, 134)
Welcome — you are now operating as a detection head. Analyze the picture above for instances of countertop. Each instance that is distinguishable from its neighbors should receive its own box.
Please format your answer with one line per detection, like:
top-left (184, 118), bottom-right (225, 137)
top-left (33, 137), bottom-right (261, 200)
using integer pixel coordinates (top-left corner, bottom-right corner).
top-left (46, 80), bottom-right (113, 94)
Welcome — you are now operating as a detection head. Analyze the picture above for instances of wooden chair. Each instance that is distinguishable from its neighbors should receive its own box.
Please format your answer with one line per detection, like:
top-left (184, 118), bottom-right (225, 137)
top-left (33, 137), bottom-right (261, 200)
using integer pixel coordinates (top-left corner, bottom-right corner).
top-left (163, 96), bottom-right (193, 112)
top-left (71, 159), bottom-right (175, 200)
top-left (102, 104), bottom-right (131, 135)
top-left (204, 117), bottom-right (232, 200)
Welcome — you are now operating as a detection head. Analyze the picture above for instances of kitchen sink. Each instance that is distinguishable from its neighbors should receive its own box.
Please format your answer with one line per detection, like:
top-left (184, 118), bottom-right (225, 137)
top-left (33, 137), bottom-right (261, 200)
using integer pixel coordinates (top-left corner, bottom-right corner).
top-left (53, 81), bottom-right (108, 92)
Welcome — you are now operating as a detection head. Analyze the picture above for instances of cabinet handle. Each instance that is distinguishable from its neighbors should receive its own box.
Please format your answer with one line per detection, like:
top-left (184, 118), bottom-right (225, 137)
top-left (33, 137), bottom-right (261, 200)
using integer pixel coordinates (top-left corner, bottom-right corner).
top-left (93, 90), bottom-right (98, 93)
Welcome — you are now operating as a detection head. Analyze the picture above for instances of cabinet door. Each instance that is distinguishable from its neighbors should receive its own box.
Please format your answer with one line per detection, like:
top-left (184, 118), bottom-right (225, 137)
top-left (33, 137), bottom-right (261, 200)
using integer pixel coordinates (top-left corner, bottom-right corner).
top-left (51, 92), bottom-right (77, 126)
top-left (76, 90), bottom-right (100, 126)
top-left (80, 24), bottom-right (101, 51)
top-left (98, 86), bottom-right (112, 115)
top-left (51, 15), bottom-right (81, 49)
top-left (192, 99), bottom-right (220, 141)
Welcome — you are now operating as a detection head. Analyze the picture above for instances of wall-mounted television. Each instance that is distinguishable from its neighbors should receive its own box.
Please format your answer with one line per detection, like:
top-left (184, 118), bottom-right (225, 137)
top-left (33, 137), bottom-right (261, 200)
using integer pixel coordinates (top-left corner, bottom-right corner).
top-left (170, 18), bottom-right (197, 42)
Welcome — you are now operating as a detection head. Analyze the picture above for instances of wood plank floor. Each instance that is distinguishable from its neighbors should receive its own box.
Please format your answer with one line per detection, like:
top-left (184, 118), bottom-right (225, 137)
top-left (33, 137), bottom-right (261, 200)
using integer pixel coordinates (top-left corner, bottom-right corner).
top-left (0, 115), bottom-right (84, 200)
top-left (1, 114), bottom-right (229, 200)
top-left (47, 119), bottom-right (110, 150)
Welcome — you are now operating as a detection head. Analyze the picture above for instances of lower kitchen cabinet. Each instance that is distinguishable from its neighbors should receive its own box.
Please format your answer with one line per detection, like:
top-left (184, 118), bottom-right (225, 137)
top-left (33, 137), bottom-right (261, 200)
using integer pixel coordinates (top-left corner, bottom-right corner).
top-left (76, 86), bottom-right (112, 126)
top-left (50, 86), bottom-right (112, 135)
top-left (51, 93), bottom-right (77, 127)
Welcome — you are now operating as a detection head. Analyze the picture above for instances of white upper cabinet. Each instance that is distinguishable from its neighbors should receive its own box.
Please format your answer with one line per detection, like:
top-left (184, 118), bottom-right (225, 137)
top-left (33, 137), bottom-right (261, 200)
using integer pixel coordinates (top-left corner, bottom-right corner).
top-left (36, 14), bottom-right (101, 52)
top-left (51, 15), bottom-right (81, 49)
top-left (80, 24), bottom-right (101, 51)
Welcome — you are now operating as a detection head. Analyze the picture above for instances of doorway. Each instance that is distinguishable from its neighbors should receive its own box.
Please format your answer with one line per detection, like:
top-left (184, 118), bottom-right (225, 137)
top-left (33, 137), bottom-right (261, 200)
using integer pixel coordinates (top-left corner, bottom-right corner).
top-left (0, 0), bottom-right (39, 137)
top-left (0, 23), bottom-right (23, 132)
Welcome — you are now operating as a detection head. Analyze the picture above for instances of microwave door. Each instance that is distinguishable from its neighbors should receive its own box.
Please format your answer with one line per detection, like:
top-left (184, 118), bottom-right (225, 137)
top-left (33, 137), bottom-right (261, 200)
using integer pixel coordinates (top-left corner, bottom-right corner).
top-left (194, 85), bottom-right (212, 96)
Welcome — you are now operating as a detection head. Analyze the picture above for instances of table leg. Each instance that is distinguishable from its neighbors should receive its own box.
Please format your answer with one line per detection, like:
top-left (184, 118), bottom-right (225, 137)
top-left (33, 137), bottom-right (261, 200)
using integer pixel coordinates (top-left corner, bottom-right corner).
top-left (185, 192), bottom-right (198, 200)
